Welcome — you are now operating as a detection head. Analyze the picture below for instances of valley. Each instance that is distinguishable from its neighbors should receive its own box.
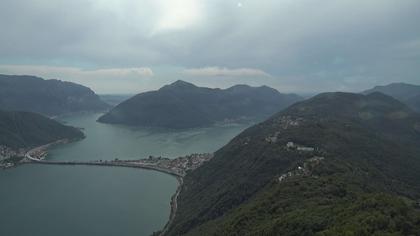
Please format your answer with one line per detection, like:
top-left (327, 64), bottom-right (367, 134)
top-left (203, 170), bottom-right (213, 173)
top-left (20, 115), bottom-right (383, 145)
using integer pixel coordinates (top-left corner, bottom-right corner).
top-left (2, 1), bottom-right (420, 235)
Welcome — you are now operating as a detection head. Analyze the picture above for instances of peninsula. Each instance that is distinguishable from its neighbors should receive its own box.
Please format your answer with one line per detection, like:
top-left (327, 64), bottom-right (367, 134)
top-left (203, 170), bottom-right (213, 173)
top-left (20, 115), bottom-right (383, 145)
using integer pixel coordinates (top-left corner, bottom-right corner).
top-left (0, 110), bottom-right (84, 169)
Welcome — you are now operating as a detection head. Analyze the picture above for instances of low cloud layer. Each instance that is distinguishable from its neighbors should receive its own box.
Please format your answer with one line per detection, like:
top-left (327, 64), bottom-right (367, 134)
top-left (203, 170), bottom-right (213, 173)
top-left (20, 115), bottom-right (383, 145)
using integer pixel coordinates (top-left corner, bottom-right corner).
top-left (0, 0), bottom-right (419, 93)
top-left (183, 67), bottom-right (270, 77)
top-left (1, 65), bottom-right (153, 77)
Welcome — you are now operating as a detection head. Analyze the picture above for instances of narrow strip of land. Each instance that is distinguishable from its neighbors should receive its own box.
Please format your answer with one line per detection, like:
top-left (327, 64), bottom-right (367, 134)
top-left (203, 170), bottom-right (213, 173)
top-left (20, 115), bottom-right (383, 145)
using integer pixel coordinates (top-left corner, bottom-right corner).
top-left (26, 159), bottom-right (184, 177)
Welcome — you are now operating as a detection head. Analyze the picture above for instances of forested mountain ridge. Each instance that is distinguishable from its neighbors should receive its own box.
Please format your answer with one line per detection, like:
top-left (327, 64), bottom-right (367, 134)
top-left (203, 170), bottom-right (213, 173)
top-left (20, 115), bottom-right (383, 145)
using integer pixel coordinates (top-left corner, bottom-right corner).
top-left (363, 82), bottom-right (420, 112)
top-left (0, 74), bottom-right (109, 116)
top-left (0, 110), bottom-right (84, 150)
top-left (165, 92), bottom-right (420, 235)
top-left (98, 80), bottom-right (302, 129)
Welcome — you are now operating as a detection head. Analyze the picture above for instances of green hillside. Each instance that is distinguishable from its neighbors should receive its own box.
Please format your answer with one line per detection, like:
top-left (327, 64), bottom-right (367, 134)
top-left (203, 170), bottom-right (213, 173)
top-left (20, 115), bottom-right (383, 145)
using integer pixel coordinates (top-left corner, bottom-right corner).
top-left (363, 83), bottom-right (420, 112)
top-left (98, 80), bottom-right (302, 129)
top-left (0, 74), bottom-right (109, 116)
top-left (166, 92), bottom-right (420, 235)
top-left (0, 110), bottom-right (84, 149)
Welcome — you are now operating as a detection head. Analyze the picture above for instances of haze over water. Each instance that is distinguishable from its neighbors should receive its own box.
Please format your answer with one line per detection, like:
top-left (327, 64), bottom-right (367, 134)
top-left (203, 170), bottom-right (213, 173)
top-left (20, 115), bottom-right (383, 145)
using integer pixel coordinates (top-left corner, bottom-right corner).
top-left (49, 113), bottom-right (249, 161)
top-left (0, 113), bottom-right (250, 236)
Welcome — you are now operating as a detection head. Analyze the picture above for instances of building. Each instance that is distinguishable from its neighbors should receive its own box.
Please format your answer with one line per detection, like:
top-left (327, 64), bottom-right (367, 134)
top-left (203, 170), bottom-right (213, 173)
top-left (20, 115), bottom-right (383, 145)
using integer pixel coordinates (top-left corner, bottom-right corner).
top-left (297, 146), bottom-right (315, 152)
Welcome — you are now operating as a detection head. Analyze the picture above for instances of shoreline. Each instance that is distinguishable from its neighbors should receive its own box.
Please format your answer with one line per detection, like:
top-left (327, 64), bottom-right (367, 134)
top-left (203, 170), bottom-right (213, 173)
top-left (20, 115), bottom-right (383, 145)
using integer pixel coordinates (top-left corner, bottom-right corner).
top-left (15, 139), bottom-right (213, 236)
top-left (159, 176), bottom-right (183, 236)
top-left (23, 149), bottom-right (212, 236)
top-left (1, 139), bottom-right (76, 169)
top-left (24, 139), bottom-right (72, 162)
top-left (25, 159), bottom-right (184, 236)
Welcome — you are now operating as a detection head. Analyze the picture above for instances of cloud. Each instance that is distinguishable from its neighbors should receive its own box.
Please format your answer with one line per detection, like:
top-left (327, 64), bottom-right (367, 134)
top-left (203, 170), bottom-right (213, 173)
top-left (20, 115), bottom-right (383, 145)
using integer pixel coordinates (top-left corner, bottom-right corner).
top-left (84, 67), bottom-right (154, 77)
top-left (183, 67), bottom-right (271, 77)
top-left (0, 0), bottom-right (420, 93)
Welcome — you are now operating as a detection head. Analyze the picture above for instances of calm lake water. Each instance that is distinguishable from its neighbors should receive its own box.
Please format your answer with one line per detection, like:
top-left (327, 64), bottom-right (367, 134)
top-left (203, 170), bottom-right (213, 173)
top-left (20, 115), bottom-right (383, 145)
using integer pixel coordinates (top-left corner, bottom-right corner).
top-left (0, 113), bottom-right (250, 236)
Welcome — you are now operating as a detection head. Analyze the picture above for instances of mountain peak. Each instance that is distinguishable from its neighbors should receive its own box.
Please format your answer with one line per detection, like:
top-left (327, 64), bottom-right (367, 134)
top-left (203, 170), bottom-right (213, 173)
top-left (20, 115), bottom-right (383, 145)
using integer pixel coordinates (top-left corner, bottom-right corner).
top-left (226, 84), bottom-right (252, 92)
top-left (171, 80), bottom-right (197, 87)
top-left (159, 80), bottom-right (198, 91)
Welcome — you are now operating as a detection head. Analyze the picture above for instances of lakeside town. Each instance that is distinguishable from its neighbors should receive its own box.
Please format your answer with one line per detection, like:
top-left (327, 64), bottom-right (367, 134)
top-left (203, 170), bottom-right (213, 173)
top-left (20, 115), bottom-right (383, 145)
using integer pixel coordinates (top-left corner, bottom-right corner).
top-left (0, 145), bottom-right (26, 169)
top-left (119, 153), bottom-right (214, 177)
top-left (1, 140), bottom-right (214, 178)
top-left (0, 139), bottom-right (74, 169)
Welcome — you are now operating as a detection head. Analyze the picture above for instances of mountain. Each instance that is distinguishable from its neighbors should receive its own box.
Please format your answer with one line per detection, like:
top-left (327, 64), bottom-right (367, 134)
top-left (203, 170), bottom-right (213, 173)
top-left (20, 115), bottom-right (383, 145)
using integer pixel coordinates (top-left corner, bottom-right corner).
top-left (0, 110), bottom-right (84, 150)
top-left (165, 92), bottom-right (420, 235)
top-left (97, 80), bottom-right (302, 129)
top-left (0, 74), bottom-right (109, 116)
top-left (407, 94), bottom-right (420, 112)
top-left (363, 83), bottom-right (420, 112)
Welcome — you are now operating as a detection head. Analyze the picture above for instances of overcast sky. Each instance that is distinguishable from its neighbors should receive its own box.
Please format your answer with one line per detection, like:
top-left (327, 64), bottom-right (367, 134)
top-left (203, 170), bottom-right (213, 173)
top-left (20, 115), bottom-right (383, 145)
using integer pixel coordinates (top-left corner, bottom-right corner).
top-left (0, 0), bottom-right (419, 94)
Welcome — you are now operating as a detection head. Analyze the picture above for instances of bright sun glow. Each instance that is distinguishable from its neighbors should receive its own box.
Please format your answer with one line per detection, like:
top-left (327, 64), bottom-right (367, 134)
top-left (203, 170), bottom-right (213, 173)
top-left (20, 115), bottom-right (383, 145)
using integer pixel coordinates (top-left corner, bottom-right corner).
top-left (153, 0), bottom-right (204, 34)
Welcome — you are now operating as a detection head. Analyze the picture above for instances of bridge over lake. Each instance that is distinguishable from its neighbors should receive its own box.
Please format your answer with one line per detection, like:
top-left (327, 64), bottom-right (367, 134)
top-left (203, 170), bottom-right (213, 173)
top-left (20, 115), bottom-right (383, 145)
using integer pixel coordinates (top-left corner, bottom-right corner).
top-left (25, 159), bottom-right (184, 178)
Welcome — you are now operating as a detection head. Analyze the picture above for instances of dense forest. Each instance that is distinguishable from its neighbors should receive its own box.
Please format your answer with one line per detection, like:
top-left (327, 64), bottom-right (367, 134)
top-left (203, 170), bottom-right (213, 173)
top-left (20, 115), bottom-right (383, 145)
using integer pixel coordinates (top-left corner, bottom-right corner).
top-left (364, 83), bottom-right (420, 112)
top-left (0, 110), bottom-right (84, 149)
top-left (166, 92), bottom-right (420, 235)
top-left (98, 80), bottom-right (302, 129)
top-left (0, 74), bottom-right (109, 116)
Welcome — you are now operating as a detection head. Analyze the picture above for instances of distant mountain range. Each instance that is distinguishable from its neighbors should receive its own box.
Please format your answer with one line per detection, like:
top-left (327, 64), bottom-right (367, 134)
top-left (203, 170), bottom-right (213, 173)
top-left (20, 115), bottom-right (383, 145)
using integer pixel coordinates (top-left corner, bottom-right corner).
top-left (0, 110), bottom-right (84, 150)
top-left (99, 94), bottom-right (134, 106)
top-left (363, 82), bottom-right (420, 112)
top-left (0, 74), bottom-right (109, 116)
top-left (165, 92), bottom-right (420, 235)
top-left (98, 80), bottom-right (302, 129)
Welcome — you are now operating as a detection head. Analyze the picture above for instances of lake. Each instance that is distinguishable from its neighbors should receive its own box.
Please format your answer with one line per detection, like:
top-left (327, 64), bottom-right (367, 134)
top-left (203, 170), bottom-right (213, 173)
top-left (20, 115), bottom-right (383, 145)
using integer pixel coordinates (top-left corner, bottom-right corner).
top-left (0, 113), bottom-right (250, 236)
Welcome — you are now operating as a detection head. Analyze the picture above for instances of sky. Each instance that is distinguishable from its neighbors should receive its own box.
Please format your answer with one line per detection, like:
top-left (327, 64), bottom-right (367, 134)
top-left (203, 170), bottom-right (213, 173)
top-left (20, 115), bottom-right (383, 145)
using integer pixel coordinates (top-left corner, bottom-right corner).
top-left (0, 0), bottom-right (419, 94)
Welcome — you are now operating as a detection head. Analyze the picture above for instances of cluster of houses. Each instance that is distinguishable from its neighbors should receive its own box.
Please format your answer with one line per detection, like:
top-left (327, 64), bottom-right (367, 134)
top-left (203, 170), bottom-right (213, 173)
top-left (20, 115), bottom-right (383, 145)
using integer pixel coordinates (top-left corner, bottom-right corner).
top-left (136, 153), bottom-right (214, 177)
top-left (274, 116), bottom-right (304, 130)
top-left (0, 146), bottom-right (26, 168)
top-left (265, 132), bottom-right (280, 143)
top-left (263, 128), bottom-right (315, 154)
top-left (278, 156), bottom-right (325, 183)
top-left (26, 148), bottom-right (48, 161)
top-left (0, 146), bottom-right (19, 161)
top-left (286, 142), bottom-right (315, 152)
top-left (265, 116), bottom-right (305, 144)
